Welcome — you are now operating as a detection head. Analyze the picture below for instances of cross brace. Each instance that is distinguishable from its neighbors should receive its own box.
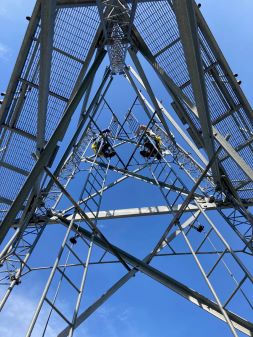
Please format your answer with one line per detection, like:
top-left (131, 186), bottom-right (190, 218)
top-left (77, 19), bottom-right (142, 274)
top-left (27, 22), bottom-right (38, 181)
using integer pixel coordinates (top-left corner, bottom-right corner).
top-left (58, 219), bottom-right (253, 337)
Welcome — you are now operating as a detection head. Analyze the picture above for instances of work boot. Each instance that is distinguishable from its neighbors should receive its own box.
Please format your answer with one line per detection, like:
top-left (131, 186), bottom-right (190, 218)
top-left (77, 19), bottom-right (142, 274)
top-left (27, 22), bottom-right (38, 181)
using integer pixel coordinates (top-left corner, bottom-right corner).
top-left (104, 151), bottom-right (116, 158)
top-left (140, 150), bottom-right (151, 158)
top-left (156, 153), bottom-right (162, 160)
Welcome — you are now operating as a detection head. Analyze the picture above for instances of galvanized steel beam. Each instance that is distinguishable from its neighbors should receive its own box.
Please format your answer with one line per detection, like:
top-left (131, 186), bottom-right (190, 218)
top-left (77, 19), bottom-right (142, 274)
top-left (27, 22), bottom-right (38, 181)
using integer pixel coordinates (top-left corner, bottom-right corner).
top-left (47, 202), bottom-right (224, 223)
top-left (173, 0), bottom-right (220, 183)
top-left (37, 0), bottom-right (56, 152)
top-left (0, 0), bottom-right (41, 124)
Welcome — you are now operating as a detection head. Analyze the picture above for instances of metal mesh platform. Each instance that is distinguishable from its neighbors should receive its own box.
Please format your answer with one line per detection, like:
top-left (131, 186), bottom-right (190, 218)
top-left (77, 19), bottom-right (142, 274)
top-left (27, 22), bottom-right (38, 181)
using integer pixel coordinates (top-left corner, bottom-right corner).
top-left (0, 4), bottom-right (100, 219)
top-left (133, 0), bottom-right (253, 199)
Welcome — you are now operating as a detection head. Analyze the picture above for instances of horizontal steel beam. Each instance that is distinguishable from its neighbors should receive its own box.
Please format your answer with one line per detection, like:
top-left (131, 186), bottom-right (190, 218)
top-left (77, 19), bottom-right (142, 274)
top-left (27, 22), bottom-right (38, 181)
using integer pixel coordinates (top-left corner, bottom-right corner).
top-left (33, 37), bottom-right (85, 64)
top-left (65, 204), bottom-right (204, 221)
top-left (47, 202), bottom-right (220, 223)
top-left (12, 198), bottom-right (253, 227)
top-left (0, 197), bottom-right (14, 206)
top-left (19, 78), bottom-right (68, 103)
top-left (1, 124), bottom-right (37, 142)
top-left (0, 161), bottom-right (30, 176)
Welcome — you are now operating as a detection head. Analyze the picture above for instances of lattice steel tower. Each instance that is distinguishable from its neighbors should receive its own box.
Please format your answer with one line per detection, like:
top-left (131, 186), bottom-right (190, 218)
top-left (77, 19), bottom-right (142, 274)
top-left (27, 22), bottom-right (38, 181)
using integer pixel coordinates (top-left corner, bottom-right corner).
top-left (0, 1), bottom-right (252, 336)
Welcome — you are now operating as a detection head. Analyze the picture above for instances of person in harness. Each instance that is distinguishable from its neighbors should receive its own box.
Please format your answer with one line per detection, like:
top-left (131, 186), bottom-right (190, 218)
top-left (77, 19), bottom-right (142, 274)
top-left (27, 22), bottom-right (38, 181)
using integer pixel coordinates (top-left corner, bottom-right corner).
top-left (91, 129), bottom-right (116, 158)
top-left (136, 125), bottom-right (162, 160)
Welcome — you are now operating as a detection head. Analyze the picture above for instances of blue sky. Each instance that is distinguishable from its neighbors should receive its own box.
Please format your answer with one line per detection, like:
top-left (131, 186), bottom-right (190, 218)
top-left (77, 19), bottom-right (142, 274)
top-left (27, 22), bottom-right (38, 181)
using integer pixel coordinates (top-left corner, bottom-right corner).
top-left (0, 1), bottom-right (252, 337)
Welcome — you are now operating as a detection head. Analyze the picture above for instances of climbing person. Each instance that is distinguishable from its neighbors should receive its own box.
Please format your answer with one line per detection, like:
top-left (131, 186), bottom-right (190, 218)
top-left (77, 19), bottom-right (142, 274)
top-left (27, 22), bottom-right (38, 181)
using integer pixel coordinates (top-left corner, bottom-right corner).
top-left (136, 125), bottom-right (162, 160)
top-left (91, 129), bottom-right (116, 158)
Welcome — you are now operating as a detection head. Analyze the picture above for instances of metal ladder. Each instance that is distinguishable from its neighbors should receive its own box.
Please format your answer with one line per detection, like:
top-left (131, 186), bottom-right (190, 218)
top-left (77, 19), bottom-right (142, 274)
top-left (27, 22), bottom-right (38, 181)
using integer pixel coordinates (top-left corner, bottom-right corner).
top-left (47, 127), bottom-right (95, 210)
top-left (0, 125), bottom-right (96, 310)
top-left (25, 117), bottom-right (121, 337)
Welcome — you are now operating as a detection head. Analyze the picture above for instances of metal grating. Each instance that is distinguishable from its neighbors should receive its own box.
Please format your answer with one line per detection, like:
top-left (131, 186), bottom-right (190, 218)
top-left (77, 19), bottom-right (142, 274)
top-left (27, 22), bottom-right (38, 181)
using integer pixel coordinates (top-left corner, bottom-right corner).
top-left (133, 0), bottom-right (253, 199)
top-left (0, 4), bottom-right (100, 219)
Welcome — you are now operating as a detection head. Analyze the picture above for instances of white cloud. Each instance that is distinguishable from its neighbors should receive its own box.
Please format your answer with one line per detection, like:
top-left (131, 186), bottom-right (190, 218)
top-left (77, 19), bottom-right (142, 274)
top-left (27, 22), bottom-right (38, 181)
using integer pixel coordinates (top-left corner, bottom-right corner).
top-left (0, 8), bottom-right (7, 17)
top-left (0, 291), bottom-right (64, 337)
top-left (0, 290), bottom-right (148, 337)
top-left (0, 0), bottom-right (23, 17)
top-left (0, 43), bottom-right (10, 61)
top-left (0, 0), bottom-right (35, 23)
top-left (0, 292), bottom-right (41, 337)
top-left (79, 305), bottom-right (149, 337)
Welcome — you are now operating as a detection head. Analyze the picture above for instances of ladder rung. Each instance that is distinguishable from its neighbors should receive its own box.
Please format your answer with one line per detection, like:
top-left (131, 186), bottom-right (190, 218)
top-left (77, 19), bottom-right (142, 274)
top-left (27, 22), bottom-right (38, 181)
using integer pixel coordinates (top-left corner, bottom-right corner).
top-left (171, 193), bottom-right (182, 207)
top-left (65, 244), bottom-right (85, 266)
top-left (88, 195), bottom-right (100, 207)
top-left (154, 164), bottom-right (164, 177)
top-left (170, 178), bottom-right (178, 187)
top-left (90, 172), bottom-right (103, 187)
top-left (84, 203), bottom-right (99, 216)
top-left (84, 188), bottom-right (99, 203)
top-left (45, 298), bottom-right (72, 325)
top-left (93, 167), bottom-right (105, 180)
top-left (223, 275), bottom-right (247, 308)
top-left (164, 171), bottom-right (173, 183)
top-left (165, 189), bottom-right (173, 198)
top-left (85, 190), bottom-right (100, 206)
top-left (152, 160), bottom-right (161, 173)
top-left (195, 228), bottom-right (213, 253)
top-left (206, 249), bottom-right (227, 278)
top-left (56, 267), bottom-right (80, 293)
top-left (86, 180), bottom-right (100, 194)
